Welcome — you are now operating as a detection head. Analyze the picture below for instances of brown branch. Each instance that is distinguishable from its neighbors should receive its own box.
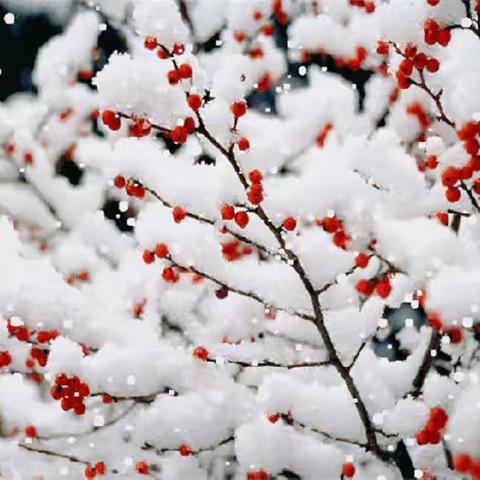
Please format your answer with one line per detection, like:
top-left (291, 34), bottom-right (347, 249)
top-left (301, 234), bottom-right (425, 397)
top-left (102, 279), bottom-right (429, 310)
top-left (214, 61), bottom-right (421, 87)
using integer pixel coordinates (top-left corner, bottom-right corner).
top-left (19, 443), bottom-right (88, 466)
top-left (194, 111), bottom-right (389, 462)
top-left (459, 180), bottom-right (480, 212)
top-left (410, 329), bottom-right (441, 397)
top-left (205, 357), bottom-right (331, 369)
top-left (142, 185), bottom-right (275, 258)
top-left (37, 402), bottom-right (137, 440)
top-left (167, 255), bottom-right (315, 321)
top-left (143, 435), bottom-right (234, 456)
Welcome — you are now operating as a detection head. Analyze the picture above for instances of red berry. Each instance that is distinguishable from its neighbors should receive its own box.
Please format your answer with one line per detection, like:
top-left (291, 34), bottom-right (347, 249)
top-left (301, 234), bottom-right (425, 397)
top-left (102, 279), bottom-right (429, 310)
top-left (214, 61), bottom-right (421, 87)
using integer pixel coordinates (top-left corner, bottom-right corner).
top-left (262, 24), bottom-right (274, 36)
top-left (376, 41), bottom-right (389, 55)
top-left (267, 413), bottom-right (280, 423)
top-left (445, 187), bottom-right (461, 202)
top-left (446, 326), bottom-right (463, 344)
top-left (0, 351), bottom-right (12, 367)
top-left (171, 126), bottom-right (188, 144)
top-left (355, 279), bottom-right (374, 297)
top-left (231, 101), bottom-right (247, 118)
top-left (173, 43), bottom-right (185, 55)
top-left (135, 461), bottom-right (149, 475)
top-left (193, 346), bottom-right (209, 360)
top-left (342, 463), bottom-right (355, 478)
top-left (465, 138), bottom-right (480, 155)
top-left (355, 253), bottom-right (370, 268)
top-left (321, 217), bottom-right (342, 233)
top-left (144, 36), bottom-right (157, 50)
top-left (25, 425), bottom-right (37, 437)
top-left (113, 175), bottom-right (126, 189)
top-left (426, 58), bottom-right (440, 73)
top-left (183, 116), bottom-right (196, 133)
top-left (253, 9), bottom-right (263, 20)
top-left (282, 216), bottom-right (296, 231)
top-left (375, 276), bottom-right (392, 298)
top-left (221, 205), bottom-right (235, 220)
top-left (427, 0), bottom-right (440, 4)
top-left (162, 267), bottom-right (177, 282)
top-left (24, 151), bottom-right (34, 164)
top-left (102, 394), bottom-right (112, 404)
top-left (473, 178), bottom-right (480, 195)
top-left (167, 70), bottom-right (180, 85)
top-left (179, 444), bottom-right (192, 456)
top-left (441, 166), bottom-right (460, 187)
top-left (84, 465), bottom-right (96, 479)
top-left (74, 403), bottom-right (86, 415)
top-left (178, 64), bottom-right (193, 79)
top-left (234, 211), bottom-right (249, 229)
top-left (238, 137), bottom-right (250, 151)
top-left (249, 169), bottom-right (263, 184)
top-left (95, 462), bottom-right (106, 475)
top-left (157, 48), bottom-right (169, 59)
top-left (155, 243), bottom-right (169, 258)
top-left (102, 110), bottom-right (121, 131)
top-left (173, 206), bottom-right (186, 223)
top-left (437, 29), bottom-right (451, 47)
top-left (426, 155), bottom-right (438, 169)
top-left (436, 211), bottom-right (449, 226)
top-left (453, 453), bottom-right (472, 473)
top-left (187, 94), bottom-right (202, 112)
top-left (413, 53), bottom-right (428, 69)
top-left (428, 407), bottom-right (448, 430)
top-left (143, 250), bottom-right (155, 264)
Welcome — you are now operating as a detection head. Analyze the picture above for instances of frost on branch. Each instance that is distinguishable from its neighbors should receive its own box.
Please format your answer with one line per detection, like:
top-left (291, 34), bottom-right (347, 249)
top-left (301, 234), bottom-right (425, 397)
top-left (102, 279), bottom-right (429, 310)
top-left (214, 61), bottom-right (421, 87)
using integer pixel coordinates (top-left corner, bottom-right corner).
top-left (1, 0), bottom-right (480, 479)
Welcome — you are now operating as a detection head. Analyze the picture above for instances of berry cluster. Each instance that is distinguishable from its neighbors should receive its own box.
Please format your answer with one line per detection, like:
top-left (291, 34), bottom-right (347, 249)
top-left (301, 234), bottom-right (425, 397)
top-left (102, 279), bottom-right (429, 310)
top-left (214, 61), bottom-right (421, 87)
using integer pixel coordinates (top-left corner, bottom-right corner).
top-left (113, 175), bottom-right (145, 199)
top-left (221, 240), bottom-right (253, 262)
top-left (7, 319), bottom-right (29, 342)
top-left (394, 43), bottom-right (440, 90)
top-left (36, 330), bottom-right (60, 343)
top-left (84, 462), bottom-right (106, 479)
top-left (426, 311), bottom-right (463, 344)
top-left (143, 243), bottom-right (169, 265)
top-left (415, 407), bottom-right (448, 445)
top-left (424, 19), bottom-right (451, 47)
top-left (166, 117), bottom-right (196, 145)
top-left (167, 63), bottom-right (192, 85)
top-left (355, 275), bottom-right (392, 299)
top-left (316, 216), bottom-right (351, 249)
top-left (221, 204), bottom-right (250, 230)
top-left (162, 267), bottom-right (181, 283)
top-left (66, 270), bottom-right (90, 285)
top-left (128, 117), bottom-right (152, 138)
top-left (144, 36), bottom-right (185, 58)
top-left (316, 122), bottom-right (333, 148)
top-left (453, 453), bottom-right (480, 478)
top-left (50, 373), bottom-right (90, 415)
top-left (26, 347), bottom-right (48, 369)
top-left (272, 0), bottom-right (289, 24)
top-left (349, 0), bottom-right (375, 13)
top-left (457, 121), bottom-right (480, 160)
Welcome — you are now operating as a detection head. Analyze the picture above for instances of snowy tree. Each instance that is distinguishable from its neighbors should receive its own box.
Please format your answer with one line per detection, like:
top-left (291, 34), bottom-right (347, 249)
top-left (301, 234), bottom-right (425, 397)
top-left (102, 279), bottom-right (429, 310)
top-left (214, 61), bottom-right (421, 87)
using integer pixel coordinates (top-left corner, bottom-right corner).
top-left (0, 0), bottom-right (480, 478)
